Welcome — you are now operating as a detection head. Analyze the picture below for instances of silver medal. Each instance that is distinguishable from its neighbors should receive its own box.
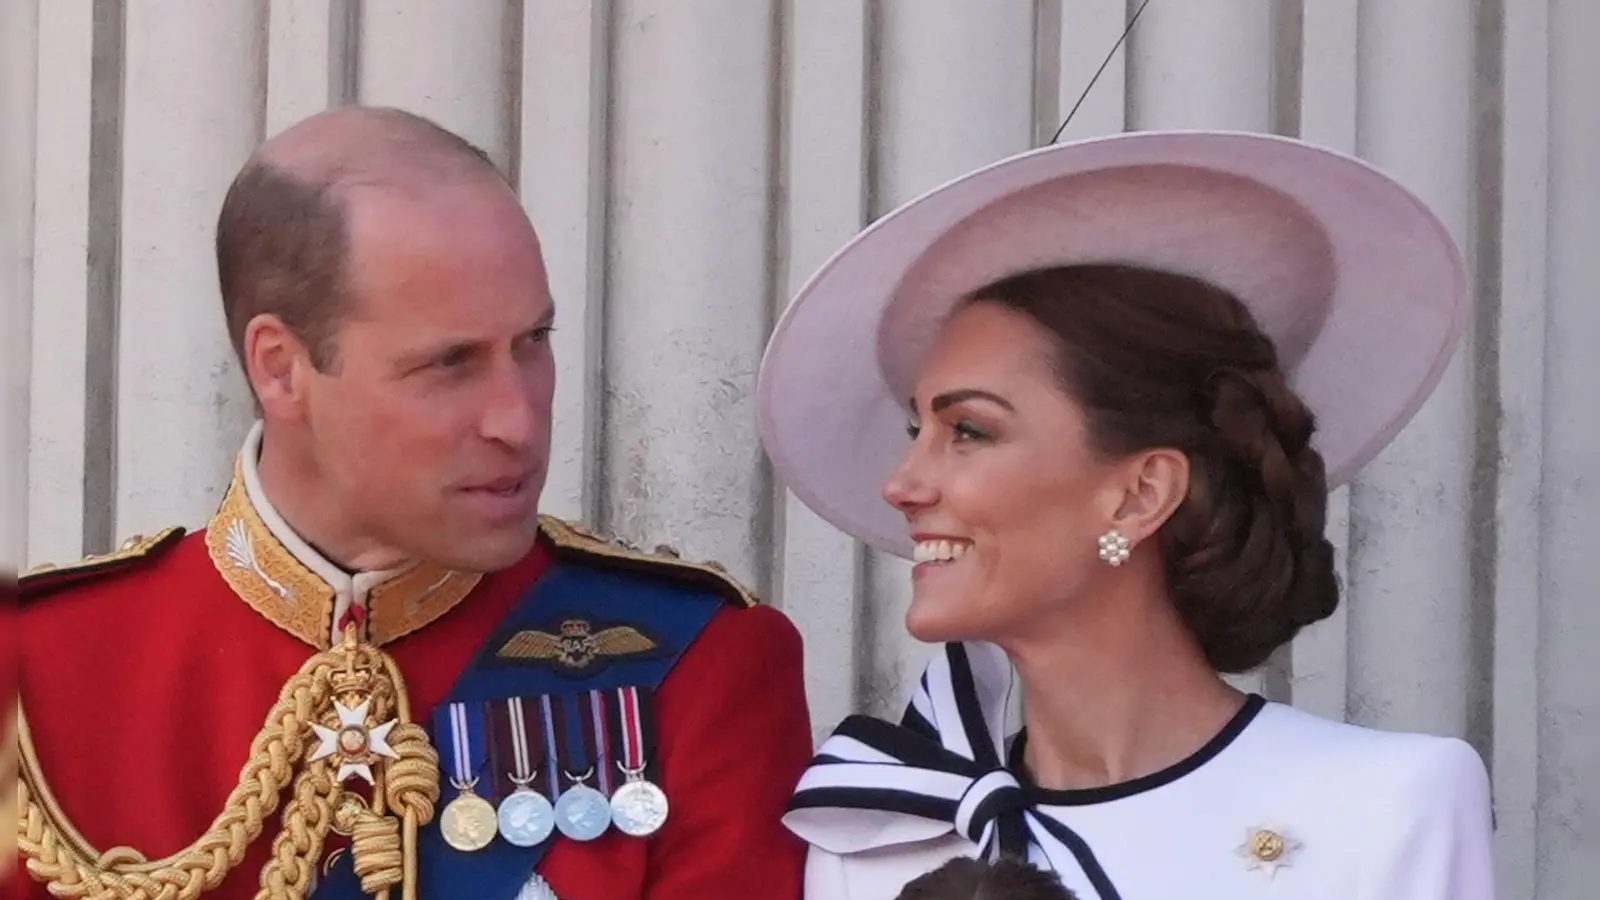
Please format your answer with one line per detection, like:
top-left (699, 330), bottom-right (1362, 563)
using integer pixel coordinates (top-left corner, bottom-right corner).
top-left (497, 785), bottom-right (557, 847)
top-left (554, 771), bottom-right (612, 841)
top-left (494, 696), bottom-right (558, 847)
top-left (610, 775), bottom-right (670, 837)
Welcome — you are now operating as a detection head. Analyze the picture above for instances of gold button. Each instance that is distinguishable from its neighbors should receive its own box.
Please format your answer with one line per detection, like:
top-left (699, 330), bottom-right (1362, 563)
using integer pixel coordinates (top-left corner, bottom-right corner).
top-left (1249, 829), bottom-right (1285, 861)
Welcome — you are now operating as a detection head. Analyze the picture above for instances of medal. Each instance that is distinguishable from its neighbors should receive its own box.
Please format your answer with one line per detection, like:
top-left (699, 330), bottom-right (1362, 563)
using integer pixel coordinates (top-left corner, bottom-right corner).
top-left (607, 686), bottom-right (669, 837)
top-left (554, 768), bottom-right (612, 842)
top-left (441, 787), bottom-right (498, 852)
top-left (547, 693), bottom-right (612, 841)
top-left (437, 700), bottom-right (498, 852)
top-left (498, 783), bottom-right (557, 847)
top-left (610, 770), bottom-right (669, 837)
top-left (491, 697), bottom-right (557, 847)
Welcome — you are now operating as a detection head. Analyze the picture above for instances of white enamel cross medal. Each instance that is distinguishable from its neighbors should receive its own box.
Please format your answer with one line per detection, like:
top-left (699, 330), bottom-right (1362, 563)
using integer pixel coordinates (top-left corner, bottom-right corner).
top-left (308, 698), bottom-right (400, 784)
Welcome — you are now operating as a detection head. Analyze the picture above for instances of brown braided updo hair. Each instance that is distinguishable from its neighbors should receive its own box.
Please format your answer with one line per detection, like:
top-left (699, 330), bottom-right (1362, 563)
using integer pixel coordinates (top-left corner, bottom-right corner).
top-left (966, 263), bottom-right (1338, 673)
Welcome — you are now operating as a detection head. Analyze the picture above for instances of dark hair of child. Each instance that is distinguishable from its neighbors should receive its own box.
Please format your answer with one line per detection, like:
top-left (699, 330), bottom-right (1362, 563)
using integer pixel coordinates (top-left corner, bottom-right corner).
top-left (892, 856), bottom-right (1078, 900)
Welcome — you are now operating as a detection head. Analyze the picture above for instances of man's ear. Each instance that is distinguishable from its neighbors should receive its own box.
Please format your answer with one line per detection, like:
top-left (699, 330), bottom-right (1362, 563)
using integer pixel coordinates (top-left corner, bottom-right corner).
top-left (1104, 447), bottom-right (1190, 544)
top-left (243, 314), bottom-right (315, 420)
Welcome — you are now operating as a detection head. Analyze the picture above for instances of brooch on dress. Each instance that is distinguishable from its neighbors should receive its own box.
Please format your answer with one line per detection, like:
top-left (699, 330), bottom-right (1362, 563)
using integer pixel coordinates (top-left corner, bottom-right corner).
top-left (1236, 825), bottom-right (1301, 878)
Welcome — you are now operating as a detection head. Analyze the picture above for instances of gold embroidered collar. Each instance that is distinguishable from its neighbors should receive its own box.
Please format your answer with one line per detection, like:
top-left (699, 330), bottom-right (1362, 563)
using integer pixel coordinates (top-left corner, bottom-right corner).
top-left (205, 422), bottom-right (482, 649)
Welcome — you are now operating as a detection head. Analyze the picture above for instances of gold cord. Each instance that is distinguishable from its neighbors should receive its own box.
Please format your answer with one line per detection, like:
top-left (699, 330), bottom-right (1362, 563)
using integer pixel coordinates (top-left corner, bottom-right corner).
top-left (15, 628), bottom-right (438, 900)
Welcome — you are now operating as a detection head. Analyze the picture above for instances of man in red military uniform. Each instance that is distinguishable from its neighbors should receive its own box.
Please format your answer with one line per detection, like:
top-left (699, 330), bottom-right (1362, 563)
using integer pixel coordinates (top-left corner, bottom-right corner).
top-left (14, 107), bottom-right (813, 900)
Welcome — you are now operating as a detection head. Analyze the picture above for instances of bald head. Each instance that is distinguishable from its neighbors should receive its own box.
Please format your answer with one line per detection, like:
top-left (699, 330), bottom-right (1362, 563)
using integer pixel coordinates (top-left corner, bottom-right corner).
top-left (253, 106), bottom-right (502, 191)
top-left (216, 106), bottom-right (509, 372)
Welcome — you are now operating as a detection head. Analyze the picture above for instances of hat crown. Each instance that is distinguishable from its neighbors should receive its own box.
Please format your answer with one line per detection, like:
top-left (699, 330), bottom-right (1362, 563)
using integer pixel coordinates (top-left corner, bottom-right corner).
top-left (878, 163), bottom-right (1337, 398)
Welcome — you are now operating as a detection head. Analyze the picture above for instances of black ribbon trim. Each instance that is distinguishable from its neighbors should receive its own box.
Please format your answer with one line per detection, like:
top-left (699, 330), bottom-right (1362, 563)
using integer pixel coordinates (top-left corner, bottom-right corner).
top-left (788, 642), bottom-right (1128, 899)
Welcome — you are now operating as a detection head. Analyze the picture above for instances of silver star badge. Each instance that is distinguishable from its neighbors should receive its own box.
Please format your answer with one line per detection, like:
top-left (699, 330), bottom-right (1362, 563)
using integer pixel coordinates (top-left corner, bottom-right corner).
top-left (515, 873), bottom-right (560, 900)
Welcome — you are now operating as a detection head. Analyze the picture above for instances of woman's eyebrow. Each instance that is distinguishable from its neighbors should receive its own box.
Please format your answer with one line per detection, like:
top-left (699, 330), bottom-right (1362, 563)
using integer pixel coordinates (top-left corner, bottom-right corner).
top-left (929, 388), bottom-right (1015, 412)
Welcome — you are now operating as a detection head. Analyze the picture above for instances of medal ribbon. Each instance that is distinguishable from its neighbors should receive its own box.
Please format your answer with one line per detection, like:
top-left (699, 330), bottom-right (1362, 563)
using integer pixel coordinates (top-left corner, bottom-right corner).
top-left (441, 701), bottom-right (489, 788)
top-left (552, 694), bottom-right (599, 787)
top-left (585, 691), bottom-right (615, 795)
top-left (607, 686), bottom-right (657, 779)
top-left (488, 697), bottom-right (549, 799)
top-left (538, 695), bottom-right (561, 796)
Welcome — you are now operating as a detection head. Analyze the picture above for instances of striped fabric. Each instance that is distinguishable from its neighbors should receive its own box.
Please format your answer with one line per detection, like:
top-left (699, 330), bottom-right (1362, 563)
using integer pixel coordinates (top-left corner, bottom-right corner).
top-left (784, 641), bottom-right (1124, 900)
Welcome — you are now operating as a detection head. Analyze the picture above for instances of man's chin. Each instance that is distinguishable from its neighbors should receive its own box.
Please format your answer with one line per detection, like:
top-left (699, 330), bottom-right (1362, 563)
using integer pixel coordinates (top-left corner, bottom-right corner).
top-left (426, 522), bottom-right (543, 574)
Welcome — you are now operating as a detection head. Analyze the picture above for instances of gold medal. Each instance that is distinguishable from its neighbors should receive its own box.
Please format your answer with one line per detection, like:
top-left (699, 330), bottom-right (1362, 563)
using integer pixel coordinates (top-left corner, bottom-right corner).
top-left (439, 701), bottom-right (498, 851)
top-left (441, 784), bottom-right (499, 852)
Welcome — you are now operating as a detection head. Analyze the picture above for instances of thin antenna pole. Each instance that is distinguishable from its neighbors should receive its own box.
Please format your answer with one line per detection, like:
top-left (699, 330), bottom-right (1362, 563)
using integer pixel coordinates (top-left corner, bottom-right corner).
top-left (1050, 0), bottom-right (1154, 144)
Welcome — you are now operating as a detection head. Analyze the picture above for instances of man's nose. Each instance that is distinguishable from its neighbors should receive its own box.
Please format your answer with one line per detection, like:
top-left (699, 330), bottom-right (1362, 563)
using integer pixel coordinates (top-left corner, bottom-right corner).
top-left (479, 361), bottom-right (543, 449)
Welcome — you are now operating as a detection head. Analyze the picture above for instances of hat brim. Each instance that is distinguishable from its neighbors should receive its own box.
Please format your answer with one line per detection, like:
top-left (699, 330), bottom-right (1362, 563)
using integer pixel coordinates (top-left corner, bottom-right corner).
top-left (758, 130), bottom-right (1467, 560)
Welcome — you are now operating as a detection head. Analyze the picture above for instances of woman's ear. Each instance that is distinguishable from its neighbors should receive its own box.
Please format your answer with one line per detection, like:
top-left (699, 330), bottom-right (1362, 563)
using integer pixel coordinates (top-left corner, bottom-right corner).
top-left (1106, 447), bottom-right (1190, 544)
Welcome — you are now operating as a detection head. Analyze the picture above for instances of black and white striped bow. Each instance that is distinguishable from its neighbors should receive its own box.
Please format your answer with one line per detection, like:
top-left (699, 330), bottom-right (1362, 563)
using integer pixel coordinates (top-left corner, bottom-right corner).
top-left (784, 641), bottom-right (1123, 900)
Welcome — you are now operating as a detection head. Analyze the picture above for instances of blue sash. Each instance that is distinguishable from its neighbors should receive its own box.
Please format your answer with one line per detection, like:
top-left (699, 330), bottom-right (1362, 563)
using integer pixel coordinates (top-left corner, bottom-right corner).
top-left (313, 556), bottom-right (724, 899)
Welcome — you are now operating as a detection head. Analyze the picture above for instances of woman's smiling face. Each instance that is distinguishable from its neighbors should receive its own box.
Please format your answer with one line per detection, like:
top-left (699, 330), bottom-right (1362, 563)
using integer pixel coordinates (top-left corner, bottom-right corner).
top-left (882, 300), bottom-right (1131, 644)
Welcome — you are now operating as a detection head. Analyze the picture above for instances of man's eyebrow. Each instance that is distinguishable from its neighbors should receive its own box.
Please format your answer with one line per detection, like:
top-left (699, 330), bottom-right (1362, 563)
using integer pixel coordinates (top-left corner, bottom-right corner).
top-left (398, 311), bottom-right (556, 368)
top-left (395, 338), bottom-right (481, 369)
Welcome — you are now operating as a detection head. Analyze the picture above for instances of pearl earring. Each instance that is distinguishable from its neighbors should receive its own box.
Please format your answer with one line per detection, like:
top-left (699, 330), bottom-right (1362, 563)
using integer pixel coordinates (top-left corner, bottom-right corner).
top-left (1098, 530), bottom-right (1132, 566)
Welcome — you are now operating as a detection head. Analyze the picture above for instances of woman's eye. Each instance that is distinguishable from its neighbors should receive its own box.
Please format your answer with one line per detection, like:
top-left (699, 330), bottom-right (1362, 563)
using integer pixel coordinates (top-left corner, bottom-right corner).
top-left (905, 419), bottom-right (989, 443)
top-left (953, 422), bottom-right (989, 442)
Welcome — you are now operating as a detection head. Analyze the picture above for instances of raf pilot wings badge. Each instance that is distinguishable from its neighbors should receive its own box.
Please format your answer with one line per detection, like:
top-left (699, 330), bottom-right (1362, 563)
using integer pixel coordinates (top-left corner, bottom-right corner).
top-left (496, 617), bottom-right (663, 677)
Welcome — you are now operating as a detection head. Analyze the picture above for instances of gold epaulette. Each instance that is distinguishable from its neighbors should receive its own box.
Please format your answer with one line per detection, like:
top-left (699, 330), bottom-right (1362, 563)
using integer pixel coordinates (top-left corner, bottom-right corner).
top-left (538, 514), bottom-right (758, 608)
top-left (19, 526), bottom-right (187, 600)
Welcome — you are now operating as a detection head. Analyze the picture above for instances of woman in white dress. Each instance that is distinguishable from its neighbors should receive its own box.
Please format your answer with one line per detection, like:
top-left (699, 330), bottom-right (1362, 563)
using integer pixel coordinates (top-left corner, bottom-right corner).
top-left (756, 130), bottom-right (1496, 900)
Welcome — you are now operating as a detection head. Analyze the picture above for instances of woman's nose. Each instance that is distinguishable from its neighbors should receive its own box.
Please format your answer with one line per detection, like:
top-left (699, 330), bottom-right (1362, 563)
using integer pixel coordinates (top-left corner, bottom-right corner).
top-left (882, 451), bottom-right (937, 515)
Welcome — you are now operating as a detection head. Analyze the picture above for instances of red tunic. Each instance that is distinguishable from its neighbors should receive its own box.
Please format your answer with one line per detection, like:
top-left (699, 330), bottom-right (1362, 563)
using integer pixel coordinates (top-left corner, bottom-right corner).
top-left (15, 508), bottom-right (812, 899)
top-left (3, 572), bottom-right (18, 896)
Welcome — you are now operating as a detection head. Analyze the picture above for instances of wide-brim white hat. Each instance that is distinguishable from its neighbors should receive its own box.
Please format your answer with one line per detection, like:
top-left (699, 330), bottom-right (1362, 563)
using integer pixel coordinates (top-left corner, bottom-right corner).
top-left (757, 130), bottom-right (1467, 560)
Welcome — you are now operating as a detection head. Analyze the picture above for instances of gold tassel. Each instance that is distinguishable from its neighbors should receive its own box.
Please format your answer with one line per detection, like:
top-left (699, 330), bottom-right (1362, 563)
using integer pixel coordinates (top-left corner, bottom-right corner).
top-left (16, 626), bottom-right (439, 900)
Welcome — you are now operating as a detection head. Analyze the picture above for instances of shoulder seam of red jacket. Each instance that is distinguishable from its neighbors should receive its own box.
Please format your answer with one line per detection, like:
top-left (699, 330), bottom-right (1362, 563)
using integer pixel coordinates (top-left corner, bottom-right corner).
top-left (19, 526), bottom-right (189, 602)
top-left (538, 515), bottom-right (761, 609)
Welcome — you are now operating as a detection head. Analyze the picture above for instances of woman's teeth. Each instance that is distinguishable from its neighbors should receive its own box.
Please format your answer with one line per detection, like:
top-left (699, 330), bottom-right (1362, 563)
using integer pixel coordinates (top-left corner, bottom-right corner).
top-left (912, 539), bottom-right (969, 563)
